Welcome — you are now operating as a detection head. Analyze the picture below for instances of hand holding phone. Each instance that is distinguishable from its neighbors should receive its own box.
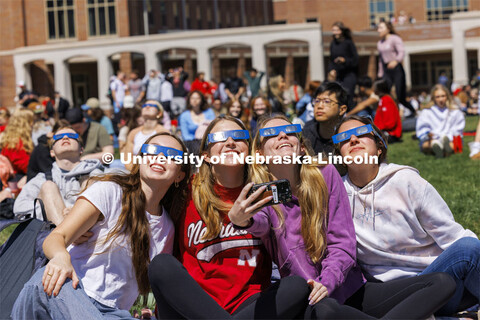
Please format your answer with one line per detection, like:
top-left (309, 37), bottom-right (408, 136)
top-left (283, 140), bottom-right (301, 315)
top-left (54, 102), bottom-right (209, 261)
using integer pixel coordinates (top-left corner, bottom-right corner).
top-left (228, 182), bottom-right (273, 227)
top-left (247, 179), bottom-right (292, 207)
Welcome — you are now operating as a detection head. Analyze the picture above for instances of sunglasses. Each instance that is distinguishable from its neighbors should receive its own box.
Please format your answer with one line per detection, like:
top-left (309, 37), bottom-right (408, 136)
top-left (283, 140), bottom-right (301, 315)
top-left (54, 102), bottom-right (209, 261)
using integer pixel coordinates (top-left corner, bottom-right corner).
top-left (207, 130), bottom-right (250, 146)
top-left (141, 144), bottom-right (184, 157)
top-left (52, 132), bottom-right (79, 141)
top-left (332, 124), bottom-right (387, 148)
top-left (142, 103), bottom-right (160, 110)
top-left (259, 124), bottom-right (302, 137)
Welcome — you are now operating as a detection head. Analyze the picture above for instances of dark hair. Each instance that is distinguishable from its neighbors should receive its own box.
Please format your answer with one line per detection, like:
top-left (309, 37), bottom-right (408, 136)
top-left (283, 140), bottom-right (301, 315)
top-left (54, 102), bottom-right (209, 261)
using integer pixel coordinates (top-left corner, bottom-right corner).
top-left (89, 108), bottom-right (104, 122)
top-left (373, 79), bottom-right (391, 96)
top-left (334, 115), bottom-right (388, 164)
top-left (379, 21), bottom-right (396, 35)
top-left (250, 68), bottom-right (257, 73)
top-left (357, 76), bottom-right (373, 89)
top-left (306, 80), bottom-right (322, 95)
top-left (186, 90), bottom-right (209, 111)
top-left (332, 21), bottom-right (352, 40)
top-left (313, 81), bottom-right (348, 107)
top-left (121, 107), bottom-right (142, 132)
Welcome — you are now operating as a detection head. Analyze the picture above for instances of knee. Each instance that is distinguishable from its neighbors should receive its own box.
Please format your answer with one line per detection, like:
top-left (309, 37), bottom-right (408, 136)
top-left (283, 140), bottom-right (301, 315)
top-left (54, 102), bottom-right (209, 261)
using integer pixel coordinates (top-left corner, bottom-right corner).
top-left (148, 254), bottom-right (182, 288)
top-left (451, 237), bottom-right (480, 259)
top-left (312, 298), bottom-right (342, 319)
top-left (39, 181), bottom-right (60, 196)
top-left (430, 272), bottom-right (456, 296)
top-left (280, 275), bottom-right (310, 299)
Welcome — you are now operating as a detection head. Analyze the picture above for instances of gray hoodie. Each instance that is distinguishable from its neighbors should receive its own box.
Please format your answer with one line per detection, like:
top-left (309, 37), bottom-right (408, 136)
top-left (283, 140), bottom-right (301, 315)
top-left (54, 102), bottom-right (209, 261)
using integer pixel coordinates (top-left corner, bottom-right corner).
top-left (14, 160), bottom-right (104, 219)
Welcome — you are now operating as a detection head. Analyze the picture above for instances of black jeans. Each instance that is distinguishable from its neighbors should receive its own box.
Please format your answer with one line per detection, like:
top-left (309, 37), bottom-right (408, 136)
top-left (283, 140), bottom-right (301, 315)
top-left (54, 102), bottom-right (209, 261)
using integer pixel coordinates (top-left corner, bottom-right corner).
top-left (383, 63), bottom-right (416, 115)
top-left (345, 272), bottom-right (456, 319)
top-left (148, 254), bottom-right (309, 319)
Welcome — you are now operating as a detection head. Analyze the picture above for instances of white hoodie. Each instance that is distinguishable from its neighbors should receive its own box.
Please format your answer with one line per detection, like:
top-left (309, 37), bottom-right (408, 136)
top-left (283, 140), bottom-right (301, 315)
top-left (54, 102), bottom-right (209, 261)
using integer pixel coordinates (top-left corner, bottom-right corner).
top-left (343, 162), bottom-right (477, 282)
top-left (416, 105), bottom-right (465, 142)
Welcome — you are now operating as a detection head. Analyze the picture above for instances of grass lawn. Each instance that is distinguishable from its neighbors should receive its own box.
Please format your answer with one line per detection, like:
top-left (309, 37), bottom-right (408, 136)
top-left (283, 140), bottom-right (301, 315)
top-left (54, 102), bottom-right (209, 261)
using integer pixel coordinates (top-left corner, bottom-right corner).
top-left (388, 115), bottom-right (480, 236)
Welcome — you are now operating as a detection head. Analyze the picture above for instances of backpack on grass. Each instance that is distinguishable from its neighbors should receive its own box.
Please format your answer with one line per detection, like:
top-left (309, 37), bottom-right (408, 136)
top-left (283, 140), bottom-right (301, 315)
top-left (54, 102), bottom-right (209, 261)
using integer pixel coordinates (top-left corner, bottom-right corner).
top-left (0, 198), bottom-right (54, 319)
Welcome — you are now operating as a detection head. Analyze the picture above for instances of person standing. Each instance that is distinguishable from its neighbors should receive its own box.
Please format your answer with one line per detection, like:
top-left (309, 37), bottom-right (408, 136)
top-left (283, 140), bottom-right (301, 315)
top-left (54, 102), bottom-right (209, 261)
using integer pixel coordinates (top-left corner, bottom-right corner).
top-left (377, 21), bottom-right (416, 116)
top-left (329, 22), bottom-right (358, 110)
top-left (127, 70), bottom-right (145, 104)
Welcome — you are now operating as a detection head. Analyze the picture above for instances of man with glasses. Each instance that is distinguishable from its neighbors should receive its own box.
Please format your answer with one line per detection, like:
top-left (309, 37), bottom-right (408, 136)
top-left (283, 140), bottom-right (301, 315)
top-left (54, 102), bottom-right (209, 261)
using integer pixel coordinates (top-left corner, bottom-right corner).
top-left (14, 126), bottom-right (104, 227)
top-left (303, 82), bottom-right (348, 156)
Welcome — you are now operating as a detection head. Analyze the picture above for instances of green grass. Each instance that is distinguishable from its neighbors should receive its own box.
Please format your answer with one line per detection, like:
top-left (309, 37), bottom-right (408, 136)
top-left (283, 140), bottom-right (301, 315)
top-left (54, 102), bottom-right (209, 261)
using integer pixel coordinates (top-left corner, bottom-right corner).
top-left (387, 115), bottom-right (480, 236)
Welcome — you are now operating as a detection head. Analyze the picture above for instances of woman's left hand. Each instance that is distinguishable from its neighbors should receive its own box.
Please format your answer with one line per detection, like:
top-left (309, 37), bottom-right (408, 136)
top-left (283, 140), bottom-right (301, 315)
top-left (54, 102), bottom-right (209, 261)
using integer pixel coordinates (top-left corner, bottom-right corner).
top-left (307, 279), bottom-right (329, 305)
top-left (387, 60), bottom-right (398, 69)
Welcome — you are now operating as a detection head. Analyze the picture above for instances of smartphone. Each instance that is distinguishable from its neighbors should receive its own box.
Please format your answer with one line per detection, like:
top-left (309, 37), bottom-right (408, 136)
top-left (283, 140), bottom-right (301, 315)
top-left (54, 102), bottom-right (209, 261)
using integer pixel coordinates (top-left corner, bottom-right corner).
top-left (247, 179), bottom-right (292, 207)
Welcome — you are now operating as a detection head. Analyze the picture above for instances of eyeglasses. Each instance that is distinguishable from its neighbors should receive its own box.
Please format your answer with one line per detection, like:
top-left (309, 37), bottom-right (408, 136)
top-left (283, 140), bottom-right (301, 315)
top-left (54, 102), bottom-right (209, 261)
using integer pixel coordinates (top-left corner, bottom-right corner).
top-left (332, 124), bottom-right (387, 149)
top-left (52, 132), bottom-right (79, 141)
top-left (207, 130), bottom-right (250, 145)
top-left (259, 124), bottom-right (302, 137)
top-left (312, 98), bottom-right (339, 106)
top-left (141, 144), bottom-right (184, 157)
top-left (142, 103), bottom-right (160, 110)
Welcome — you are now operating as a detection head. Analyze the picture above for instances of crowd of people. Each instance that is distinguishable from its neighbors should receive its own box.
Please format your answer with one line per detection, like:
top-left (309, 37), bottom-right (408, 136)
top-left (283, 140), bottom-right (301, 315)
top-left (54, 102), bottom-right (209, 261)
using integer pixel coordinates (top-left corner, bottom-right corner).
top-left (0, 20), bottom-right (479, 320)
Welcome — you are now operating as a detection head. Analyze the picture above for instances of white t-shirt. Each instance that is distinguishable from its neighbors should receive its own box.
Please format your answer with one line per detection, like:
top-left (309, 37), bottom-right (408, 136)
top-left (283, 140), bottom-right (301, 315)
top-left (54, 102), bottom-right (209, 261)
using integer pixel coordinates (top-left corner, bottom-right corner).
top-left (110, 79), bottom-right (127, 104)
top-left (68, 181), bottom-right (174, 310)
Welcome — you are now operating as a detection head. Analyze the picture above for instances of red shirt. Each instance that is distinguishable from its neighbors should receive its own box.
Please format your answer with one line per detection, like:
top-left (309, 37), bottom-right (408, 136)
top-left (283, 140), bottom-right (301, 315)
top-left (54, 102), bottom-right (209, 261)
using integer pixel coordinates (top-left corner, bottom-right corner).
top-left (374, 95), bottom-right (402, 139)
top-left (1, 139), bottom-right (30, 174)
top-left (177, 183), bottom-right (271, 314)
top-left (191, 79), bottom-right (213, 96)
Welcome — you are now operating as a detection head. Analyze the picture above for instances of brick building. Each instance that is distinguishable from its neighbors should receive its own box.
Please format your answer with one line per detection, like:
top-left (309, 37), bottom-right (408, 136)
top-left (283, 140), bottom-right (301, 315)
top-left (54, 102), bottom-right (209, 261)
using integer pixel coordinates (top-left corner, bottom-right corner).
top-left (273, 0), bottom-right (480, 90)
top-left (1, 0), bottom-right (480, 107)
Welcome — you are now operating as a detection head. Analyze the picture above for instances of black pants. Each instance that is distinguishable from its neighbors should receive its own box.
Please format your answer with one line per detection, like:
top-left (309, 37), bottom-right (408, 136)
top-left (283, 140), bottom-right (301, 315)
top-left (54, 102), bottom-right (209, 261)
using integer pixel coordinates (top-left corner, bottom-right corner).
top-left (383, 63), bottom-right (416, 115)
top-left (345, 273), bottom-right (456, 319)
top-left (148, 254), bottom-right (310, 319)
top-left (339, 72), bottom-right (357, 112)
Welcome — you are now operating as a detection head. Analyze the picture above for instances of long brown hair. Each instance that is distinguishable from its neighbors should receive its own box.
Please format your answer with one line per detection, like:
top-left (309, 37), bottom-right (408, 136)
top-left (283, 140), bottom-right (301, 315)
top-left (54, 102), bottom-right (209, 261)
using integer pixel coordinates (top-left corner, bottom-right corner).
top-left (192, 115), bottom-right (250, 240)
top-left (251, 114), bottom-right (329, 264)
top-left (85, 132), bottom-right (190, 295)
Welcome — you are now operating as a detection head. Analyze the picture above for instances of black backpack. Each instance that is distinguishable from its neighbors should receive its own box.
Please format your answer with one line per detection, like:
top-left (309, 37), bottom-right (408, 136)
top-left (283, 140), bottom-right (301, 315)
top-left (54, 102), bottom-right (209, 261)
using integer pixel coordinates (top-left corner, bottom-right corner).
top-left (0, 199), bottom-right (54, 319)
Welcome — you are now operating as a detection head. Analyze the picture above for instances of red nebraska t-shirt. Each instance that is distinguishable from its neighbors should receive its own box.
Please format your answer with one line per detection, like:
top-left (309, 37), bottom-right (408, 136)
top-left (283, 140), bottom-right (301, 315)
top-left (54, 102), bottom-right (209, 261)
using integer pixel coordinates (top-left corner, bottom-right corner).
top-left (177, 183), bottom-right (272, 314)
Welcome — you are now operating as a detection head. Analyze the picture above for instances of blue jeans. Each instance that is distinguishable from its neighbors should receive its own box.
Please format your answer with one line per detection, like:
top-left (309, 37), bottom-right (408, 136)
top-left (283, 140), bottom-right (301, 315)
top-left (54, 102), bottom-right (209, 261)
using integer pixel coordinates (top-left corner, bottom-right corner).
top-left (419, 237), bottom-right (480, 315)
top-left (12, 267), bottom-right (135, 319)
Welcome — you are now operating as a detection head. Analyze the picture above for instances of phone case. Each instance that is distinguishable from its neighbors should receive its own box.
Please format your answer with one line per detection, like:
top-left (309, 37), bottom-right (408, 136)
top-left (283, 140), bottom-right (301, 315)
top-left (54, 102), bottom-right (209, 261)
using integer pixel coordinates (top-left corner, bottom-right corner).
top-left (248, 179), bottom-right (292, 207)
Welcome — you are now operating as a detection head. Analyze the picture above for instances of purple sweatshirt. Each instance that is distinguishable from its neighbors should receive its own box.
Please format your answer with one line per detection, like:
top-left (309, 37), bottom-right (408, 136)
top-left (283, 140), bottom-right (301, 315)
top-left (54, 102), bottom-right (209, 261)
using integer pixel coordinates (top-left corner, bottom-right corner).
top-left (245, 164), bottom-right (365, 303)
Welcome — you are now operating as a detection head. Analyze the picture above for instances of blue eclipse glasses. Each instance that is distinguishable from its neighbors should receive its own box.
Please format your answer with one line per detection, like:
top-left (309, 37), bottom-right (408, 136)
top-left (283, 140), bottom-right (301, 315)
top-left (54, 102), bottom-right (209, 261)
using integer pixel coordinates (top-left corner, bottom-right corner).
top-left (332, 124), bottom-right (387, 148)
top-left (259, 124), bottom-right (302, 137)
top-left (141, 144), bottom-right (184, 157)
top-left (207, 130), bottom-right (250, 146)
top-left (52, 132), bottom-right (79, 141)
top-left (142, 103), bottom-right (161, 110)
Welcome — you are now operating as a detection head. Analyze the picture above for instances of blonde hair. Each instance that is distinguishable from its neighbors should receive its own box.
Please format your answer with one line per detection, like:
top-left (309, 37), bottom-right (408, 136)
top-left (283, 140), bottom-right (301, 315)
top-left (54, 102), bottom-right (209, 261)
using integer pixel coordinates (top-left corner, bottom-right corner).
top-left (429, 84), bottom-right (455, 110)
top-left (192, 115), bottom-right (250, 240)
top-left (251, 114), bottom-right (329, 264)
top-left (0, 108), bottom-right (34, 153)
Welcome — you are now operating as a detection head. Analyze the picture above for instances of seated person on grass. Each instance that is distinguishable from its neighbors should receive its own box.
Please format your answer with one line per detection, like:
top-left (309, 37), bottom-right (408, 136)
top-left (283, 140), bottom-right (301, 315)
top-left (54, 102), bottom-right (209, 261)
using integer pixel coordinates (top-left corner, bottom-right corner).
top-left (65, 107), bottom-right (114, 165)
top-left (303, 81), bottom-right (348, 155)
top-left (372, 79), bottom-right (402, 143)
top-left (14, 125), bottom-right (104, 226)
top-left (416, 84), bottom-right (465, 158)
top-left (334, 115), bottom-right (479, 316)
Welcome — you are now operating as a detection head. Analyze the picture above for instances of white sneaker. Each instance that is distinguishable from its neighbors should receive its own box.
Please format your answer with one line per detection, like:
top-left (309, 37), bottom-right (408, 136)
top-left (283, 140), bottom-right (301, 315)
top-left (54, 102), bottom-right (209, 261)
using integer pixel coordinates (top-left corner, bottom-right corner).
top-left (431, 140), bottom-right (444, 158)
top-left (468, 141), bottom-right (480, 159)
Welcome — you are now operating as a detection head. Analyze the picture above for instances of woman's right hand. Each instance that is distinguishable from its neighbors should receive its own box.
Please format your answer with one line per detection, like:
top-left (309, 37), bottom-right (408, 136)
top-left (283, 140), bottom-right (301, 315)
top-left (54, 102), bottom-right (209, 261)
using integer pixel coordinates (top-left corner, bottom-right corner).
top-left (42, 252), bottom-right (79, 297)
top-left (228, 182), bottom-right (273, 227)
